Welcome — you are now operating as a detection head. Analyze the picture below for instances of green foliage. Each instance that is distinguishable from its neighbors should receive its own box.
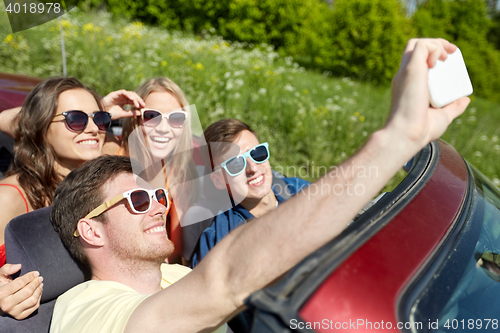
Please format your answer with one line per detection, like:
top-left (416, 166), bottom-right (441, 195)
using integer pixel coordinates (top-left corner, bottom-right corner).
top-left (413, 0), bottom-right (500, 103)
top-left (300, 0), bottom-right (416, 85)
top-left (82, 0), bottom-right (414, 86)
top-left (2, 9), bottom-right (500, 190)
top-left (487, 6), bottom-right (500, 50)
top-left (86, 0), bottom-right (327, 52)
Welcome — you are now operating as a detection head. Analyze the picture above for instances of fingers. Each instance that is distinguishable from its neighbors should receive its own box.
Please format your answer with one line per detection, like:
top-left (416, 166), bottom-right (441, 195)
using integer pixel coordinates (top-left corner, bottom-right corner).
top-left (102, 90), bottom-right (146, 111)
top-left (439, 96), bottom-right (470, 122)
top-left (0, 264), bottom-right (22, 278)
top-left (389, 38), bottom-right (466, 148)
top-left (0, 272), bottom-right (43, 319)
top-left (11, 280), bottom-right (43, 320)
top-left (0, 270), bottom-right (40, 296)
top-left (426, 97), bottom-right (470, 142)
top-left (402, 38), bottom-right (457, 70)
top-left (122, 91), bottom-right (145, 109)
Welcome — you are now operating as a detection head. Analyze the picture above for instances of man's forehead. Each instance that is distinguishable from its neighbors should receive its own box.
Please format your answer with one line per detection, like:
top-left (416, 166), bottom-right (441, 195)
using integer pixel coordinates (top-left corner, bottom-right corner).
top-left (102, 172), bottom-right (153, 198)
top-left (214, 142), bottom-right (241, 163)
top-left (134, 175), bottom-right (153, 189)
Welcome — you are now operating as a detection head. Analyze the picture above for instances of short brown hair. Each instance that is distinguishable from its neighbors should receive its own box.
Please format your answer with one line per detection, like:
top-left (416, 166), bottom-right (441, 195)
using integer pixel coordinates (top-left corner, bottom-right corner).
top-left (202, 119), bottom-right (256, 170)
top-left (51, 155), bottom-right (134, 266)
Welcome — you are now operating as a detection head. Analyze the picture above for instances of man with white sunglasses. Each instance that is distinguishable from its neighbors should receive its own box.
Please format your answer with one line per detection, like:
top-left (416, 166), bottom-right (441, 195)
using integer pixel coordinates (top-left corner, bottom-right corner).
top-left (48, 38), bottom-right (470, 333)
top-left (189, 119), bottom-right (310, 268)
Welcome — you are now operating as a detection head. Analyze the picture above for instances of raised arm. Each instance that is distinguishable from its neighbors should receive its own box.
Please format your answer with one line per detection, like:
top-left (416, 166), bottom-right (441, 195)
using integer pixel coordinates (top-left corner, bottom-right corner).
top-left (101, 89), bottom-right (144, 120)
top-left (125, 38), bottom-right (470, 333)
top-left (0, 107), bottom-right (21, 138)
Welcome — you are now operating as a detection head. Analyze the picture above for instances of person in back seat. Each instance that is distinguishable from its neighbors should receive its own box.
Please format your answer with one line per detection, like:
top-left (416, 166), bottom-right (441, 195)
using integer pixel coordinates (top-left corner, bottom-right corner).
top-left (189, 119), bottom-right (309, 268)
top-left (0, 77), bottom-right (142, 319)
top-left (0, 77), bottom-right (112, 266)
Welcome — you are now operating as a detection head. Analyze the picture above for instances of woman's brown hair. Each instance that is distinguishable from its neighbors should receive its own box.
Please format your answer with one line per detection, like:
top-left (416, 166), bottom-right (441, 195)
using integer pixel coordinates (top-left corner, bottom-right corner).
top-left (6, 77), bottom-right (102, 210)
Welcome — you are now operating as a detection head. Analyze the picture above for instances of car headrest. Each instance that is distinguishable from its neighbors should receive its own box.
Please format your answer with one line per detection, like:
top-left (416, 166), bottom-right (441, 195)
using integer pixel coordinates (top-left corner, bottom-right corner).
top-left (5, 206), bottom-right (90, 303)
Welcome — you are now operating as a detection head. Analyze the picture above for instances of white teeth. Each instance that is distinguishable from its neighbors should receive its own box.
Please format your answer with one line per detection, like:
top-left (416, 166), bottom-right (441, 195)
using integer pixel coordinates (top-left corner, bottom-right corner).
top-left (78, 140), bottom-right (98, 145)
top-left (151, 137), bottom-right (170, 143)
top-left (145, 226), bottom-right (165, 234)
top-left (249, 175), bottom-right (263, 185)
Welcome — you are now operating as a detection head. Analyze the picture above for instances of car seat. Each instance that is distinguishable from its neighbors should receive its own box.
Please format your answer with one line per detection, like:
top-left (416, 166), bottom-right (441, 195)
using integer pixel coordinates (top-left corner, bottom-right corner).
top-left (0, 207), bottom-right (89, 333)
top-left (0, 131), bottom-right (14, 180)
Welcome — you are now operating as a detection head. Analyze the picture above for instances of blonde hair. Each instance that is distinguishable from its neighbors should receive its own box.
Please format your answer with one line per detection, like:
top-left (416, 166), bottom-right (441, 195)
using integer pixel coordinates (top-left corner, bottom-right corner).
top-left (122, 77), bottom-right (199, 206)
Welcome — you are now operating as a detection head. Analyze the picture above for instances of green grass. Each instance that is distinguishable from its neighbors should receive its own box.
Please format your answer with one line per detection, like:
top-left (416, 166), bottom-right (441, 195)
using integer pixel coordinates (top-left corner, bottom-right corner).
top-left (1, 9), bottom-right (499, 192)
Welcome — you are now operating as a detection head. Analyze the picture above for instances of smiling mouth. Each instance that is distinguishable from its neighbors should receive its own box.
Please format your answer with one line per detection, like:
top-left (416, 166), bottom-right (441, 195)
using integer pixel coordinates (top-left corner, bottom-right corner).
top-left (77, 139), bottom-right (99, 146)
top-left (145, 225), bottom-right (166, 234)
top-left (248, 175), bottom-right (264, 186)
top-left (150, 136), bottom-right (171, 144)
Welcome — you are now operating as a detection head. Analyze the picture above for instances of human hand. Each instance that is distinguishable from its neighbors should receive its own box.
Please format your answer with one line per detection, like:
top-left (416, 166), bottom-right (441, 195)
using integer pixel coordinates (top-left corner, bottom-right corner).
top-left (0, 107), bottom-right (22, 138)
top-left (102, 90), bottom-right (145, 120)
top-left (386, 38), bottom-right (470, 151)
top-left (0, 264), bottom-right (43, 319)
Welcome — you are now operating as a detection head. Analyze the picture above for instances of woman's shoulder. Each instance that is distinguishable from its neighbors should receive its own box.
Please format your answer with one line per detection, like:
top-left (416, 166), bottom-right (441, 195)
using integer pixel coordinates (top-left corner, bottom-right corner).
top-left (0, 176), bottom-right (29, 210)
top-left (0, 174), bottom-right (21, 188)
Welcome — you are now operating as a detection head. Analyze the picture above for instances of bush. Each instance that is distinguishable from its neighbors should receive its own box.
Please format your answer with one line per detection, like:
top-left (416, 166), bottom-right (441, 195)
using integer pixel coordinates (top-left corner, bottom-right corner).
top-left (413, 0), bottom-right (500, 103)
top-left (91, 0), bottom-right (328, 53)
top-left (83, 0), bottom-right (414, 86)
top-left (302, 0), bottom-right (415, 85)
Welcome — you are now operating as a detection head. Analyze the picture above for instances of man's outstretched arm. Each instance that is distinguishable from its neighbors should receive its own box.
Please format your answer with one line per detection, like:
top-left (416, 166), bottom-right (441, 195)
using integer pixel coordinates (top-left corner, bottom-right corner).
top-left (126, 38), bottom-right (470, 333)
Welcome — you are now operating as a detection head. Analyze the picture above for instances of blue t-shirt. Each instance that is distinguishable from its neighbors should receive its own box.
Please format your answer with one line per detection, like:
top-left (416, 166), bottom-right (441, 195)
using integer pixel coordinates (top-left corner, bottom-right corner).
top-left (191, 177), bottom-right (309, 268)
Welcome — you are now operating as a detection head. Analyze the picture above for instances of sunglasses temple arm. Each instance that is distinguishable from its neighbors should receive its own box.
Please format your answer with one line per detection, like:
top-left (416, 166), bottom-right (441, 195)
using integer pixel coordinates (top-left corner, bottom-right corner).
top-left (84, 194), bottom-right (124, 219)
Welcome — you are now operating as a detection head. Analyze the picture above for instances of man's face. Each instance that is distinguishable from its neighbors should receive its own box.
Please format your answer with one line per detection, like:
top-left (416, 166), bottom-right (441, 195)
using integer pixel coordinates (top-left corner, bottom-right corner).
top-left (99, 173), bottom-right (174, 264)
top-left (212, 130), bottom-right (273, 206)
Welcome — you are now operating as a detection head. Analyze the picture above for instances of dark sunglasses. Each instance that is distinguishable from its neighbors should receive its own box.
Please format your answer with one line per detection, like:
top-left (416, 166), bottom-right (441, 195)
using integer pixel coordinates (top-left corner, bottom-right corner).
top-left (141, 108), bottom-right (188, 128)
top-left (75, 188), bottom-right (169, 237)
top-left (53, 110), bottom-right (112, 132)
top-left (217, 142), bottom-right (270, 176)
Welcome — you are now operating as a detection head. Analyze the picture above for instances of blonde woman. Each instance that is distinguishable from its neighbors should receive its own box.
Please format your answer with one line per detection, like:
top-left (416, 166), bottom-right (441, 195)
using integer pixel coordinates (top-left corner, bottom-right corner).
top-left (120, 78), bottom-right (200, 264)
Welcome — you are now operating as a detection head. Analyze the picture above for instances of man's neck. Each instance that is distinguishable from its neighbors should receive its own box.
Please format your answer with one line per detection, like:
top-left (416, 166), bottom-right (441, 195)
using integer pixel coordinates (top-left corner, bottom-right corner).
top-left (241, 190), bottom-right (277, 218)
top-left (90, 259), bottom-right (163, 295)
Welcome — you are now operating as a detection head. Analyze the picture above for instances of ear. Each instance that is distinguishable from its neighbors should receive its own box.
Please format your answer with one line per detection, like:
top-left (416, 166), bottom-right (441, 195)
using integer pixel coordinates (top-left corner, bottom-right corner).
top-left (77, 218), bottom-right (106, 247)
top-left (210, 171), bottom-right (226, 190)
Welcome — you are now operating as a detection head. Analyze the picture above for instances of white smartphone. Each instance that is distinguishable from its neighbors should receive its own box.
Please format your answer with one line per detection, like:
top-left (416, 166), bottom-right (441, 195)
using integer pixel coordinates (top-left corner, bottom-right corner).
top-left (428, 48), bottom-right (473, 108)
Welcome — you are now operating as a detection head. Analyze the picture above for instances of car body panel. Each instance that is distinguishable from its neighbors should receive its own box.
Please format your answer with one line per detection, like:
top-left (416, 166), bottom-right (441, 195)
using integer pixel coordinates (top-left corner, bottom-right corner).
top-left (0, 72), bottom-right (41, 112)
top-left (299, 141), bottom-right (468, 331)
top-left (248, 140), bottom-right (470, 333)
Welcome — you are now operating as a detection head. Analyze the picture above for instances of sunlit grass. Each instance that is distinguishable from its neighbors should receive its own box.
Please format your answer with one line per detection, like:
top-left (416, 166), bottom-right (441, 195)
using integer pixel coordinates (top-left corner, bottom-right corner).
top-left (1, 9), bottom-right (499, 192)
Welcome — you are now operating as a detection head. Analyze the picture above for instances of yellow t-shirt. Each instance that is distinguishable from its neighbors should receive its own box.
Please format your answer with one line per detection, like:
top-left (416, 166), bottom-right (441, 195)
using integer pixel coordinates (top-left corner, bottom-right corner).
top-left (50, 264), bottom-right (227, 333)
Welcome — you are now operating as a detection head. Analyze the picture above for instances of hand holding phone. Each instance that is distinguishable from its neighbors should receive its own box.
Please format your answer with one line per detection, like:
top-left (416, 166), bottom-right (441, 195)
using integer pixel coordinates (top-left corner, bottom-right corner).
top-left (428, 48), bottom-right (473, 108)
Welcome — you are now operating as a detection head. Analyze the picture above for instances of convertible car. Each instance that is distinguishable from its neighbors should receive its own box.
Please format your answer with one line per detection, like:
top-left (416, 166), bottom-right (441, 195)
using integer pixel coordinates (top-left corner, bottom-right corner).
top-left (1, 72), bottom-right (498, 333)
top-left (247, 140), bottom-right (500, 332)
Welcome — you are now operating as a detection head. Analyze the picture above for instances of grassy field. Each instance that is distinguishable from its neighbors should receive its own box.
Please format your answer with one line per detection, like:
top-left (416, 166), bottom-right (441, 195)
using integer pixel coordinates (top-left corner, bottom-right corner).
top-left (1, 9), bottom-right (500, 191)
